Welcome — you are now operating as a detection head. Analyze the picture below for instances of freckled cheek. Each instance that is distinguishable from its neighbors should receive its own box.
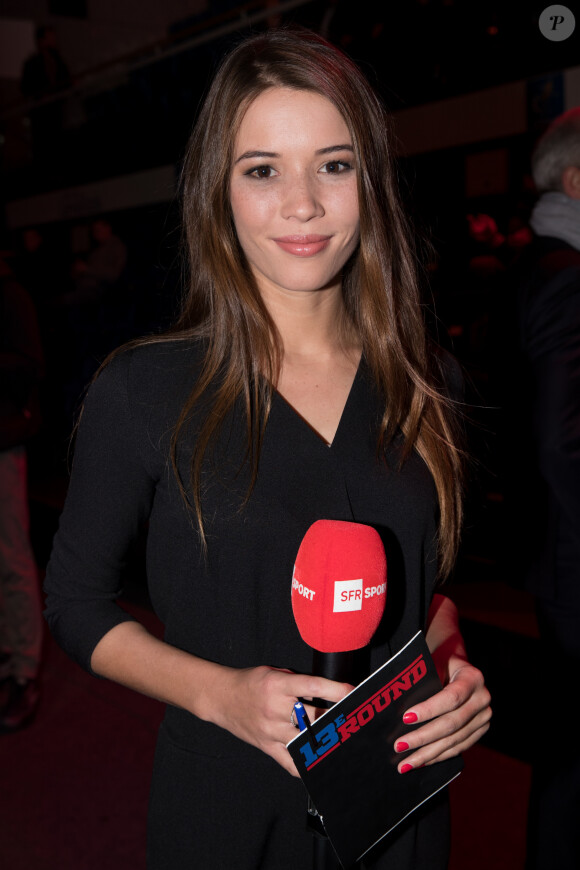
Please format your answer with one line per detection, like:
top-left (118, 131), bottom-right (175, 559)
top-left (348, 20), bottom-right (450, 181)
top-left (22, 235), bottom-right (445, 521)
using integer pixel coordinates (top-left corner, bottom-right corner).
top-left (340, 210), bottom-right (360, 254)
top-left (231, 191), bottom-right (277, 239)
top-left (328, 188), bottom-right (359, 233)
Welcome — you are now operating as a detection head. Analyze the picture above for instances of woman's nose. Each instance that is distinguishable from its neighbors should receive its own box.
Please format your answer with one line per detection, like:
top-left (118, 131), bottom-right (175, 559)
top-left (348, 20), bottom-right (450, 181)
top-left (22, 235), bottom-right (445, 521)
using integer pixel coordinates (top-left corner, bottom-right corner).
top-left (280, 176), bottom-right (325, 222)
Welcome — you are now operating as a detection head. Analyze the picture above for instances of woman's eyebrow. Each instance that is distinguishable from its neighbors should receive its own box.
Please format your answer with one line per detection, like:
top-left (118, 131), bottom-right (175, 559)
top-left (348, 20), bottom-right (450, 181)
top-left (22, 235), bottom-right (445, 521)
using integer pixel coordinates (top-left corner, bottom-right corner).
top-left (315, 144), bottom-right (354, 155)
top-left (235, 150), bottom-right (279, 164)
top-left (234, 144), bottom-right (354, 164)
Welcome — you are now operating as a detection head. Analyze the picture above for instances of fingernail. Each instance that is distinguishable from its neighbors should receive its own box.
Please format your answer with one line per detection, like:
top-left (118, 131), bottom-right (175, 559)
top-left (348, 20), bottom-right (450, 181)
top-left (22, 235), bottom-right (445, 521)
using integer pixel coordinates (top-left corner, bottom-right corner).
top-left (400, 763), bottom-right (414, 774)
top-left (403, 712), bottom-right (418, 724)
top-left (395, 741), bottom-right (409, 753)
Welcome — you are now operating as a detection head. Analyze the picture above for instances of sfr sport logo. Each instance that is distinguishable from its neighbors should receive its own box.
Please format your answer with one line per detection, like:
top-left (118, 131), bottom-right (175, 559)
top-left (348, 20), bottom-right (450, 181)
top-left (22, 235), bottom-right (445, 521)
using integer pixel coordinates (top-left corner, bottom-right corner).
top-left (298, 654), bottom-right (427, 770)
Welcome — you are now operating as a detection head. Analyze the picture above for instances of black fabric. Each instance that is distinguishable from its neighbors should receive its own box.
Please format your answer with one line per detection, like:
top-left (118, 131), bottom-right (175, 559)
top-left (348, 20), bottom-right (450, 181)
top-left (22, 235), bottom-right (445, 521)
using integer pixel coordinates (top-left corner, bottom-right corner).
top-left (510, 236), bottom-right (580, 600)
top-left (525, 594), bottom-right (580, 870)
top-left (44, 339), bottom-right (448, 870)
top-left (508, 236), bottom-right (580, 870)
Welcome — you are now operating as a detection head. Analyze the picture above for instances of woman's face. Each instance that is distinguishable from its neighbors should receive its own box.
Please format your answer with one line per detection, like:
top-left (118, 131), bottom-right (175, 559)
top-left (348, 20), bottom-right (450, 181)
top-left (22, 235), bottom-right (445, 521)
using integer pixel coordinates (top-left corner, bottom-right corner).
top-left (230, 87), bottom-right (360, 301)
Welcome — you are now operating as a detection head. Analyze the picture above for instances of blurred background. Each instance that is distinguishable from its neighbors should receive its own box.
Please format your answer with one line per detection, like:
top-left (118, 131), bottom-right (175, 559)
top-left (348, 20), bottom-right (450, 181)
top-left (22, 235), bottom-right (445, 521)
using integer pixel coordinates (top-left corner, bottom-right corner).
top-left (1, 1), bottom-right (578, 867)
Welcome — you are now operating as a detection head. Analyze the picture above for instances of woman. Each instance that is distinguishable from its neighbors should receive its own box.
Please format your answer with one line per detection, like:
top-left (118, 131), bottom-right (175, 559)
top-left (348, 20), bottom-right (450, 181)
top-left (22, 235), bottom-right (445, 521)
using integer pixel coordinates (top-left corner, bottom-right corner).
top-left (44, 27), bottom-right (491, 870)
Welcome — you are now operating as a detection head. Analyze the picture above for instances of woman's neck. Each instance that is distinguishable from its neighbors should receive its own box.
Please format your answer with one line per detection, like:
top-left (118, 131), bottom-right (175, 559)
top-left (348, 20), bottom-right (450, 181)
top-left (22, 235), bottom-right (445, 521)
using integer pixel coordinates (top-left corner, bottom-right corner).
top-left (260, 283), bottom-right (359, 362)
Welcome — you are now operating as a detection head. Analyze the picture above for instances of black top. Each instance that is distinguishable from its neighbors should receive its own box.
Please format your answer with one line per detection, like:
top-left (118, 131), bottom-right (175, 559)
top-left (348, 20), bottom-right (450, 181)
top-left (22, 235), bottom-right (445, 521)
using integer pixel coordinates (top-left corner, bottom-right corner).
top-left (44, 339), bottom-right (448, 870)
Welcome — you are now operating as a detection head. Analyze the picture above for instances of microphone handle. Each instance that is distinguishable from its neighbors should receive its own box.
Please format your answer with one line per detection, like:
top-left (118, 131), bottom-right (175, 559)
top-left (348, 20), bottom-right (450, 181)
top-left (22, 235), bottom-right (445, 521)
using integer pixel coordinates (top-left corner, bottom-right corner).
top-left (308, 649), bottom-right (366, 868)
top-left (311, 648), bottom-right (369, 708)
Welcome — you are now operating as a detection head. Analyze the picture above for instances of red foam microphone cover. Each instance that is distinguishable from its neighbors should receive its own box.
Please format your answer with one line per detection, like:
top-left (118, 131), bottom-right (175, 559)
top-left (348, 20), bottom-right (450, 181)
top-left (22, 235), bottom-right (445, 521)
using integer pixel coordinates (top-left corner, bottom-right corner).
top-left (291, 519), bottom-right (387, 653)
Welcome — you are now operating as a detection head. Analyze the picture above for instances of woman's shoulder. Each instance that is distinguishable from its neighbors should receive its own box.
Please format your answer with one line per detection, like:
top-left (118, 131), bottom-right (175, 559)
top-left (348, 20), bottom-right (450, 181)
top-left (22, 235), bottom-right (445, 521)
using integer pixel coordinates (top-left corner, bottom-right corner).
top-left (77, 336), bottom-right (207, 461)
top-left (97, 335), bottom-right (206, 396)
top-left (82, 336), bottom-right (207, 433)
top-left (115, 334), bottom-right (206, 373)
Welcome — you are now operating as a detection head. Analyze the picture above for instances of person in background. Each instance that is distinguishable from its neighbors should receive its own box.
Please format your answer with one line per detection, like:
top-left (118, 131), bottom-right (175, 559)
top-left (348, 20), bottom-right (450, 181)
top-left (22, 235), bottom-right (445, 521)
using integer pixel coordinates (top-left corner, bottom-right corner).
top-left (513, 107), bottom-right (580, 870)
top-left (20, 25), bottom-right (72, 179)
top-left (0, 250), bottom-right (44, 732)
top-left (20, 25), bottom-right (71, 103)
top-left (66, 218), bottom-right (128, 307)
top-left (16, 227), bottom-right (63, 309)
top-left (54, 217), bottom-right (129, 422)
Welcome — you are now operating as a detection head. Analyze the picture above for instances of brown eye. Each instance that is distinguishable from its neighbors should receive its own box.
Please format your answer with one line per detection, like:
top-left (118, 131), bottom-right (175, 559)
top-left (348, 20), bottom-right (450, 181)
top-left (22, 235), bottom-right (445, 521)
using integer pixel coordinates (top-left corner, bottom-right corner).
top-left (249, 165), bottom-right (275, 179)
top-left (320, 160), bottom-right (352, 174)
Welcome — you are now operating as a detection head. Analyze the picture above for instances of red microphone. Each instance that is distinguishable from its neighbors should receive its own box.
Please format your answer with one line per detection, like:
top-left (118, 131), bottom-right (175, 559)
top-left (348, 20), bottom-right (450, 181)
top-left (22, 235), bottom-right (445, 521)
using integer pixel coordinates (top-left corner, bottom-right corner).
top-left (291, 519), bottom-right (387, 693)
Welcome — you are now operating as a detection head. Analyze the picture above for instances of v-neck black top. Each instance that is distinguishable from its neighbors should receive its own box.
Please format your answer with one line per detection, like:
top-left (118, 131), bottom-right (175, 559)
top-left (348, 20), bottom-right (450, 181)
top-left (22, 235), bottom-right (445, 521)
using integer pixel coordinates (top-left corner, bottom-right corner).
top-left (44, 339), bottom-right (447, 870)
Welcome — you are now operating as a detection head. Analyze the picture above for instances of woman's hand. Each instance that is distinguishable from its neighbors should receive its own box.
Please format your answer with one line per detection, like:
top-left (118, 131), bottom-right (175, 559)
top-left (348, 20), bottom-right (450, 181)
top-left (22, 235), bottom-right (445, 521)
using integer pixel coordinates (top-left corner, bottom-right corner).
top-left (394, 593), bottom-right (492, 773)
top-left (208, 665), bottom-right (353, 777)
top-left (394, 653), bottom-right (491, 773)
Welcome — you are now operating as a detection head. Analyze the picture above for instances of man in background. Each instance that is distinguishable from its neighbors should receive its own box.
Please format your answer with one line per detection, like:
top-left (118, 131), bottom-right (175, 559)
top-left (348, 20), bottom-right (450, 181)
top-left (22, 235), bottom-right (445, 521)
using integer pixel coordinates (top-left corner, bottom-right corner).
top-left (20, 25), bottom-right (72, 180)
top-left (515, 107), bottom-right (580, 870)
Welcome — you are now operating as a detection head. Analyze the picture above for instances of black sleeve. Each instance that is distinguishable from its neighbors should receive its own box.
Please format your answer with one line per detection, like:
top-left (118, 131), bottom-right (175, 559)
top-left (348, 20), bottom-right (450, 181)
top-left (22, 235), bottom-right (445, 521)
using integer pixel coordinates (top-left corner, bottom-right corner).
top-left (43, 351), bottom-right (157, 673)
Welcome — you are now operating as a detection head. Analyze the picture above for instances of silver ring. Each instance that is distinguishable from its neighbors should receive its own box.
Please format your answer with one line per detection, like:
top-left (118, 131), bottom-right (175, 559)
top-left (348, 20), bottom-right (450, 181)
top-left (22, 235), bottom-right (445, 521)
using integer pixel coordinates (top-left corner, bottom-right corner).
top-left (290, 706), bottom-right (298, 728)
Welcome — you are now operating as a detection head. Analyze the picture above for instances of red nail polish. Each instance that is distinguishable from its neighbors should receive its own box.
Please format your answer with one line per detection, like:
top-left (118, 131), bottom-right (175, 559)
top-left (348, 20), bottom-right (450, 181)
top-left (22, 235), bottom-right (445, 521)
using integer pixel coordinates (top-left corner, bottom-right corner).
top-left (400, 763), bottom-right (414, 774)
top-left (395, 741), bottom-right (409, 753)
top-left (403, 712), bottom-right (418, 724)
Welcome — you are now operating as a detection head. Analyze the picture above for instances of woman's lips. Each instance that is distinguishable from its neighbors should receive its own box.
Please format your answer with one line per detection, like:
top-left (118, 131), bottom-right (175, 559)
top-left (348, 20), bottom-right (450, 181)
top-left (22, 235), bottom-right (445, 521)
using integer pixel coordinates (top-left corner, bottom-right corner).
top-left (272, 235), bottom-right (331, 256)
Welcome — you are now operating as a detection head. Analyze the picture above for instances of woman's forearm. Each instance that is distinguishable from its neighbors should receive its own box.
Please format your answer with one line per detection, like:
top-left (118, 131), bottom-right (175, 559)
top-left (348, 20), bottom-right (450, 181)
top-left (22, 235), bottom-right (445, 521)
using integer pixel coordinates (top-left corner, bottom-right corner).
top-left (426, 593), bottom-right (466, 654)
top-left (90, 621), bottom-right (229, 723)
top-left (89, 620), bottom-right (353, 777)
top-left (425, 593), bottom-right (468, 682)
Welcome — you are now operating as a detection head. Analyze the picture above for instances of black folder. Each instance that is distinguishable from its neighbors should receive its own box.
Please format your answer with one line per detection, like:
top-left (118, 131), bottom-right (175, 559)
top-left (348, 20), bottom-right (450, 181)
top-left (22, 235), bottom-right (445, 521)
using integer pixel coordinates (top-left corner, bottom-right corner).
top-left (286, 631), bottom-right (463, 868)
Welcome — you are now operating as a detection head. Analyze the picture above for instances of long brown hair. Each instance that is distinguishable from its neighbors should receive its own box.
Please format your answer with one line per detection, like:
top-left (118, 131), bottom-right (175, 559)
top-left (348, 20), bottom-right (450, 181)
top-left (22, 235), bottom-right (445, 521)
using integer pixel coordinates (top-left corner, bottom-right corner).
top-left (159, 27), bottom-right (463, 576)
